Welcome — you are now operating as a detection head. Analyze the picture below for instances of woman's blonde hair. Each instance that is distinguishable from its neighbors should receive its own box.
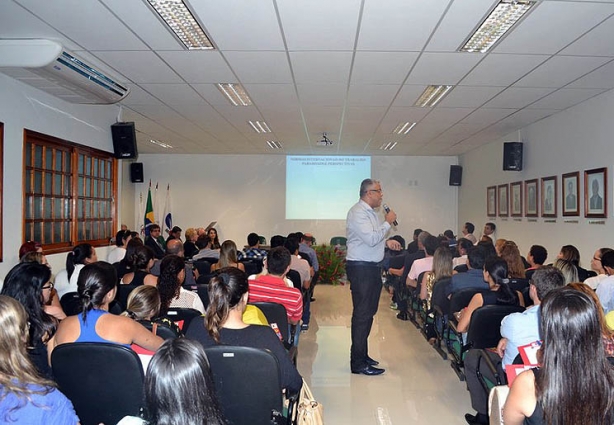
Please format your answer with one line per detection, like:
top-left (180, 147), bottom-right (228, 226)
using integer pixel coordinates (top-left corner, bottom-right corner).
top-left (185, 228), bottom-right (197, 240)
top-left (122, 285), bottom-right (161, 321)
top-left (0, 295), bottom-right (55, 415)
top-left (218, 240), bottom-right (239, 268)
top-left (499, 240), bottom-right (526, 278)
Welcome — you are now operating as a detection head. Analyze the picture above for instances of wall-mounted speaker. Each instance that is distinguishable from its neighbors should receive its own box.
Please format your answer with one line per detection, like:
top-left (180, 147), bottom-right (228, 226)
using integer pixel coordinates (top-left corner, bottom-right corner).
top-left (111, 122), bottom-right (138, 159)
top-left (503, 142), bottom-right (523, 171)
top-left (449, 165), bottom-right (462, 186)
top-left (130, 162), bottom-right (144, 183)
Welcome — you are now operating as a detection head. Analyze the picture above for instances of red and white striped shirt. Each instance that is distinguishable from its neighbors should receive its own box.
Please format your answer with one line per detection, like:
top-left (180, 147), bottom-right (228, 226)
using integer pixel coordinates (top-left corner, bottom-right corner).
top-left (248, 275), bottom-right (303, 323)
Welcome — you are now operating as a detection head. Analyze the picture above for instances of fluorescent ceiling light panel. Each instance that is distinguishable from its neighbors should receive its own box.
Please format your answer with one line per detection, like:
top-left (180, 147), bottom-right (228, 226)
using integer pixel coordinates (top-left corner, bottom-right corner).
top-left (149, 139), bottom-right (173, 149)
top-left (266, 140), bottom-right (283, 149)
top-left (379, 142), bottom-right (397, 151)
top-left (248, 120), bottom-right (271, 133)
top-left (146, 0), bottom-right (214, 50)
top-left (216, 83), bottom-right (252, 106)
top-left (414, 85), bottom-right (453, 107)
top-left (460, 0), bottom-right (537, 53)
top-left (393, 122), bottom-right (416, 135)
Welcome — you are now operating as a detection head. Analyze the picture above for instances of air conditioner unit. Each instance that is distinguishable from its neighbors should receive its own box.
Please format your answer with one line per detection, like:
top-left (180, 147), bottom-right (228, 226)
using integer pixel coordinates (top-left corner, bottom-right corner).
top-left (0, 39), bottom-right (129, 104)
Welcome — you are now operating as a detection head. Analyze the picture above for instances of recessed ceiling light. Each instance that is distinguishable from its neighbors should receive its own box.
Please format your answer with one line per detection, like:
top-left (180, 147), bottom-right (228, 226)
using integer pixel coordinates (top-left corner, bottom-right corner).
top-left (459, 0), bottom-right (537, 53)
top-left (393, 122), bottom-right (416, 135)
top-left (216, 83), bottom-right (252, 106)
top-left (379, 142), bottom-right (397, 151)
top-left (248, 121), bottom-right (271, 133)
top-left (149, 139), bottom-right (173, 149)
top-left (266, 140), bottom-right (282, 149)
top-left (414, 85), bottom-right (453, 107)
top-left (145, 0), bottom-right (214, 50)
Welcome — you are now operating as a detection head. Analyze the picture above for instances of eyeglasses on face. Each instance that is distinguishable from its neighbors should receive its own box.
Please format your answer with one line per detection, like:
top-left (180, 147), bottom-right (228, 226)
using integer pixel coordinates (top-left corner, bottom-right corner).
top-left (368, 189), bottom-right (382, 194)
top-left (42, 282), bottom-right (54, 290)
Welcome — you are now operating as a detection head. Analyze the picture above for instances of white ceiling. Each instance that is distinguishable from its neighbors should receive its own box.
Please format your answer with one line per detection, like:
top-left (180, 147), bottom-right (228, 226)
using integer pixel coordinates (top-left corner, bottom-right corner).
top-left (1, 0), bottom-right (614, 156)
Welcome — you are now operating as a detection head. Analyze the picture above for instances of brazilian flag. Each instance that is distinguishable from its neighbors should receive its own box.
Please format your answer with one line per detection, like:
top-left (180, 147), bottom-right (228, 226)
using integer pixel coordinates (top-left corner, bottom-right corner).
top-left (144, 184), bottom-right (155, 237)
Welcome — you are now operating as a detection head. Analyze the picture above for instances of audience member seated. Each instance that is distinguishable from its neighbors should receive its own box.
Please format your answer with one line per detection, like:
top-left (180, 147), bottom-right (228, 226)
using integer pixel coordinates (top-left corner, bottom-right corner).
top-left (144, 224), bottom-right (166, 260)
top-left (185, 267), bottom-right (302, 395)
top-left (248, 247), bottom-right (303, 326)
top-left (149, 239), bottom-right (198, 287)
top-left (453, 238), bottom-right (473, 269)
top-left (456, 257), bottom-right (524, 334)
top-left (165, 226), bottom-right (182, 244)
top-left (183, 227), bottom-right (199, 260)
top-left (284, 237), bottom-right (311, 290)
top-left (406, 235), bottom-right (440, 288)
top-left (568, 282), bottom-right (614, 357)
top-left (193, 236), bottom-right (220, 261)
top-left (120, 245), bottom-right (158, 286)
top-left (406, 228), bottom-right (422, 254)
top-left (446, 246), bottom-right (489, 298)
top-left (419, 246), bottom-right (453, 303)
top-left (211, 240), bottom-right (245, 273)
top-left (391, 232), bottom-right (428, 320)
top-left (503, 287), bottom-right (614, 425)
top-left (118, 338), bottom-right (225, 425)
top-left (476, 239), bottom-right (497, 258)
top-left (108, 229), bottom-right (132, 264)
top-left (461, 222), bottom-right (477, 244)
top-left (115, 238), bottom-right (144, 280)
top-left (18, 240), bottom-right (43, 260)
top-left (157, 255), bottom-right (205, 315)
top-left (1, 262), bottom-right (58, 379)
top-left (481, 222), bottom-right (496, 243)
top-left (20, 251), bottom-right (65, 321)
top-left (54, 243), bottom-right (98, 298)
top-left (557, 244), bottom-right (595, 282)
top-left (525, 245), bottom-right (547, 280)
top-left (0, 296), bottom-right (79, 424)
top-left (553, 258), bottom-right (579, 285)
top-left (596, 250), bottom-right (614, 314)
top-left (269, 235), bottom-right (287, 248)
top-left (494, 239), bottom-right (506, 256)
top-left (585, 247), bottom-right (613, 290)
top-left (463, 266), bottom-right (564, 425)
top-left (499, 241), bottom-right (526, 279)
top-left (49, 262), bottom-right (164, 359)
top-left (244, 232), bottom-right (268, 259)
top-left (122, 285), bottom-right (181, 338)
top-left (207, 227), bottom-right (221, 250)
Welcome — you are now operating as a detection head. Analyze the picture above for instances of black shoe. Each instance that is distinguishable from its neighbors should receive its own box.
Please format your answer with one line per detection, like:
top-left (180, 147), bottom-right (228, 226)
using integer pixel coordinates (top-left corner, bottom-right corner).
top-left (310, 297), bottom-right (316, 302)
top-left (464, 413), bottom-right (488, 425)
top-left (396, 311), bottom-right (409, 321)
top-left (351, 365), bottom-right (385, 376)
top-left (366, 356), bottom-right (379, 366)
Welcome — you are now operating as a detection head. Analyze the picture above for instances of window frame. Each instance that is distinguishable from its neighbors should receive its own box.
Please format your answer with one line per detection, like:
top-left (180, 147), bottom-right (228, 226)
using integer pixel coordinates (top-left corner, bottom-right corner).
top-left (23, 129), bottom-right (117, 254)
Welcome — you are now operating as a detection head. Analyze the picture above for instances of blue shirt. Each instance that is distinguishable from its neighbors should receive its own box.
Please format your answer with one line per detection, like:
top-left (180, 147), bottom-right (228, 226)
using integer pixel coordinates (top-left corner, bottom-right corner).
top-left (299, 243), bottom-right (319, 272)
top-left (346, 200), bottom-right (390, 263)
top-left (446, 268), bottom-right (488, 297)
top-left (500, 305), bottom-right (541, 366)
top-left (0, 383), bottom-right (79, 424)
top-left (596, 275), bottom-right (614, 314)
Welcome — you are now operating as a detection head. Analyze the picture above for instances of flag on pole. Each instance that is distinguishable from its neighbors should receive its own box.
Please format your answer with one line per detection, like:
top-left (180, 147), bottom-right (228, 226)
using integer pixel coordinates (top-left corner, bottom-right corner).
top-left (136, 192), bottom-right (144, 234)
top-left (144, 181), bottom-right (155, 237)
top-left (162, 184), bottom-right (172, 235)
top-left (153, 182), bottom-right (160, 225)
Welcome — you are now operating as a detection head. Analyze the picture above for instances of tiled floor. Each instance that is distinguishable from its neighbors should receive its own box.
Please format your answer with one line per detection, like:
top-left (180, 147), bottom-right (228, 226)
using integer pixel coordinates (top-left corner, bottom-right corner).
top-left (297, 283), bottom-right (472, 425)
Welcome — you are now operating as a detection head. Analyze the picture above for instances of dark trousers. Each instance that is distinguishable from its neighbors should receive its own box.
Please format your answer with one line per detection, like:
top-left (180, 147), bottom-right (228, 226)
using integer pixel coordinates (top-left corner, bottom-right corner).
top-left (465, 349), bottom-right (504, 415)
top-left (347, 263), bottom-right (382, 371)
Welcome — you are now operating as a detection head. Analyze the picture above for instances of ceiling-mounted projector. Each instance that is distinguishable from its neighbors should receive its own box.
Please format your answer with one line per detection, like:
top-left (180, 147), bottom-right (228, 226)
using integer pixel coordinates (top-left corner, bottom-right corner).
top-left (316, 133), bottom-right (333, 146)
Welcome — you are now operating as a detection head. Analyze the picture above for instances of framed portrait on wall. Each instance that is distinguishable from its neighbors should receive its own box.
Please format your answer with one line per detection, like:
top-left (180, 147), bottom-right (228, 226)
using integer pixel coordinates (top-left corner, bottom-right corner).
top-left (585, 167), bottom-right (607, 218)
top-left (562, 172), bottom-right (580, 216)
top-left (525, 179), bottom-right (538, 217)
top-left (487, 186), bottom-right (497, 217)
top-left (510, 181), bottom-right (522, 217)
top-left (541, 176), bottom-right (557, 218)
top-left (498, 184), bottom-right (509, 217)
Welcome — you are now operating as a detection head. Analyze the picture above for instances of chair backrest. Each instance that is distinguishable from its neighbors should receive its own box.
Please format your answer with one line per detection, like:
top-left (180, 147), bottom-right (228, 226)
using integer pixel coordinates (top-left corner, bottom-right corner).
top-left (286, 269), bottom-right (302, 289)
top-left (330, 236), bottom-right (347, 246)
top-left (205, 346), bottom-right (285, 425)
top-left (196, 272), bottom-right (216, 286)
top-left (181, 284), bottom-right (210, 310)
top-left (450, 288), bottom-right (486, 313)
top-left (193, 259), bottom-right (212, 275)
top-left (165, 307), bottom-right (202, 331)
top-left (241, 259), bottom-right (260, 276)
top-left (388, 252), bottom-right (407, 269)
top-left (115, 284), bottom-right (139, 311)
top-left (250, 302), bottom-right (290, 345)
top-left (431, 277), bottom-right (452, 315)
top-left (466, 305), bottom-right (525, 349)
top-left (51, 342), bottom-right (144, 425)
top-left (508, 278), bottom-right (530, 292)
top-left (60, 292), bottom-right (82, 317)
top-left (258, 235), bottom-right (267, 245)
top-left (139, 320), bottom-right (181, 339)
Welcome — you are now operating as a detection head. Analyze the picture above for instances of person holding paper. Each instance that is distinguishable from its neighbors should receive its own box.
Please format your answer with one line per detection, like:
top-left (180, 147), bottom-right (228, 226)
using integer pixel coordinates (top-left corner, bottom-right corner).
top-left (463, 266), bottom-right (564, 425)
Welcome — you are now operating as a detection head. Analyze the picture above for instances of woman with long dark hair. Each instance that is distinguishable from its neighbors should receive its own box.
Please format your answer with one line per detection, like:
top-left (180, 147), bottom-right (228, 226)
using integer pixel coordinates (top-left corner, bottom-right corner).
top-left (207, 228), bottom-right (221, 250)
top-left (558, 244), bottom-right (593, 282)
top-left (504, 287), bottom-right (614, 424)
top-left (456, 257), bottom-right (523, 333)
top-left (0, 296), bottom-right (79, 423)
top-left (120, 245), bottom-right (157, 286)
top-left (55, 243), bottom-right (98, 298)
top-left (49, 262), bottom-right (163, 358)
top-left (186, 267), bottom-right (302, 394)
top-left (0, 262), bottom-right (58, 378)
top-left (157, 255), bottom-right (204, 315)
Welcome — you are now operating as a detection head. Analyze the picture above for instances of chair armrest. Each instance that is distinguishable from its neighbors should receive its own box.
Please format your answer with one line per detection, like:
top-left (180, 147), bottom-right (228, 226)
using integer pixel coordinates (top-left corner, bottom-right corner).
top-left (478, 349), bottom-right (504, 386)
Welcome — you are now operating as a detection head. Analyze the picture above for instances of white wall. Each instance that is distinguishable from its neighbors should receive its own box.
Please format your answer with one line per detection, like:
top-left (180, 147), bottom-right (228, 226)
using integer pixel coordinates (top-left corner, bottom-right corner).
top-left (0, 73), bottom-right (120, 276)
top-left (134, 154), bottom-right (460, 246)
top-left (459, 88), bottom-right (614, 267)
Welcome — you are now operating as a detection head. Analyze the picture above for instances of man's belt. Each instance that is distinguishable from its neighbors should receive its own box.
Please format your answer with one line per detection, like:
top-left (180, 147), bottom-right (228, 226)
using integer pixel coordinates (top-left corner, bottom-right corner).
top-left (346, 260), bottom-right (381, 267)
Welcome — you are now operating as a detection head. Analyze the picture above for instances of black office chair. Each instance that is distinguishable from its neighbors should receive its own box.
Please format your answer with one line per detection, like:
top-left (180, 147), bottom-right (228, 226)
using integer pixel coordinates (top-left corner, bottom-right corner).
top-left (60, 292), bottom-right (82, 316)
top-left (165, 307), bottom-right (202, 332)
top-left (205, 346), bottom-right (296, 425)
top-left (258, 235), bottom-right (267, 245)
top-left (51, 342), bottom-right (144, 425)
top-left (330, 236), bottom-right (347, 246)
top-left (250, 301), bottom-right (298, 361)
top-left (139, 320), bottom-right (181, 339)
top-left (427, 276), bottom-right (452, 360)
top-left (286, 269), bottom-right (302, 290)
top-left (115, 284), bottom-right (139, 311)
top-left (241, 259), bottom-right (260, 276)
top-left (193, 259), bottom-right (213, 275)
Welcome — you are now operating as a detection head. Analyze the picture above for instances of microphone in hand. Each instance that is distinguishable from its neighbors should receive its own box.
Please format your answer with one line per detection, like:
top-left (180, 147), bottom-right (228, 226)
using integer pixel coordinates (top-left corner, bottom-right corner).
top-left (383, 203), bottom-right (398, 226)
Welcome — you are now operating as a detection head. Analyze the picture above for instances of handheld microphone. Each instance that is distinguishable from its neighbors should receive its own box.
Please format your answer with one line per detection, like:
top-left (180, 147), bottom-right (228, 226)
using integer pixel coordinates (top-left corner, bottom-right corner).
top-left (383, 204), bottom-right (398, 226)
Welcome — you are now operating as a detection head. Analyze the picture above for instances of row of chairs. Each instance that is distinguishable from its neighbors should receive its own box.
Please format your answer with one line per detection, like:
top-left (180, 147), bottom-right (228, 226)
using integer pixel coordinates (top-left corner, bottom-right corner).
top-left (51, 342), bottom-right (296, 425)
